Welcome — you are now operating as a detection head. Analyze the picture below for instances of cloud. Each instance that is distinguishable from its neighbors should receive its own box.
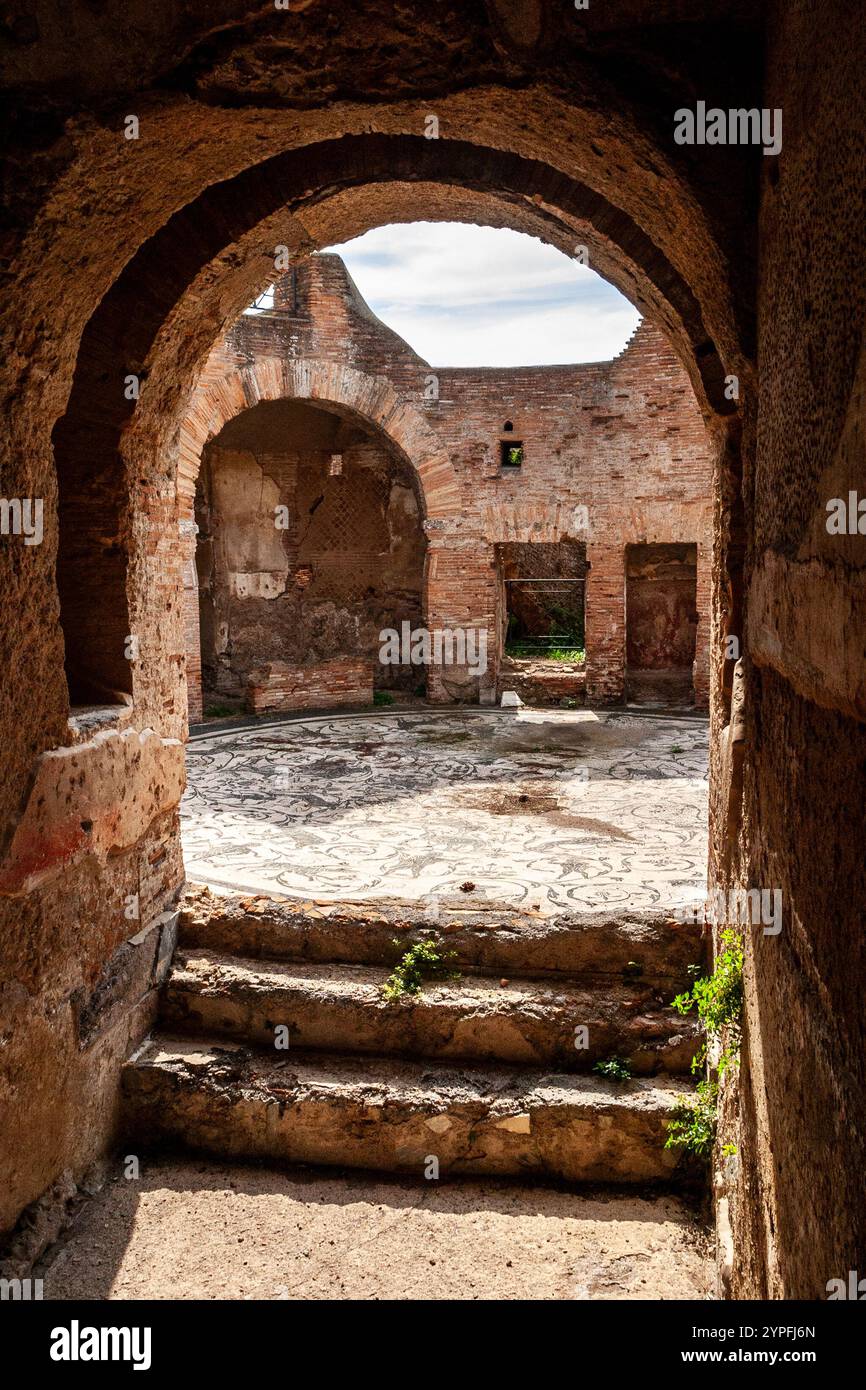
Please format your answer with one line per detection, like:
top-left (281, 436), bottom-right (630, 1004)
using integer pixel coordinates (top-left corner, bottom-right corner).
top-left (323, 222), bottom-right (641, 366)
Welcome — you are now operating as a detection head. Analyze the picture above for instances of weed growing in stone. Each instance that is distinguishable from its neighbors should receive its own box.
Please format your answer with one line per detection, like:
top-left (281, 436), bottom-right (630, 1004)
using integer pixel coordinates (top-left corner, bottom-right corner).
top-left (506, 642), bottom-right (585, 662)
top-left (665, 928), bottom-right (744, 1159)
top-left (593, 1056), bottom-right (632, 1082)
top-left (666, 1078), bottom-right (718, 1160)
top-left (383, 939), bottom-right (459, 1000)
top-left (671, 927), bottom-right (744, 1073)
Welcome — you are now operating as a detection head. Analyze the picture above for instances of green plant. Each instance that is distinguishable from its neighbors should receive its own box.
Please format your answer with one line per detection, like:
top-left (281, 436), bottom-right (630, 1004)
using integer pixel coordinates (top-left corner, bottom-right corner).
top-left (547, 647), bottom-right (584, 662)
top-left (505, 640), bottom-right (585, 663)
top-left (666, 929), bottom-right (744, 1158)
top-left (593, 1056), bottom-right (632, 1083)
top-left (204, 703), bottom-right (237, 718)
top-left (671, 928), bottom-right (744, 1075)
top-left (383, 938), bottom-right (459, 1000)
top-left (373, 690), bottom-right (394, 707)
top-left (666, 1078), bottom-right (718, 1160)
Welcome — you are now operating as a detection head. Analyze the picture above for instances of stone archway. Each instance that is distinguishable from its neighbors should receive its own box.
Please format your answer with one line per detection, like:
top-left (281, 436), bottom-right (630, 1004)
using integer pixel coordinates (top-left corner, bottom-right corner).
top-left (1, 34), bottom-right (760, 1273)
top-left (39, 132), bottom-right (745, 752)
top-left (8, 141), bottom-right (741, 1255)
top-left (176, 354), bottom-right (461, 719)
top-left (177, 355), bottom-right (460, 520)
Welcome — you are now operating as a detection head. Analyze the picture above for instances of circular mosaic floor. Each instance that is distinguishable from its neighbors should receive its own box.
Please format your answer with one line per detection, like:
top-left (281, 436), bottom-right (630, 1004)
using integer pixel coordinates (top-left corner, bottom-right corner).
top-left (181, 708), bottom-right (709, 914)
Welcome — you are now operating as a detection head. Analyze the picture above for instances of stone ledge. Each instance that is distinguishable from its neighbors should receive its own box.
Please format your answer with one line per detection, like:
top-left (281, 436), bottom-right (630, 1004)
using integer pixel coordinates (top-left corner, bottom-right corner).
top-left (0, 728), bottom-right (186, 897)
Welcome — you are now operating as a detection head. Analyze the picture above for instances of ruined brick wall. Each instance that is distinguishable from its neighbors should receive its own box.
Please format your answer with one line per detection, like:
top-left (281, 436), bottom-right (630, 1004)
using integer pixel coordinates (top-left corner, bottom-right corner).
top-left (183, 256), bottom-right (713, 713)
top-left (432, 324), bottom-right (712, 704)
top-left (193, 394), bottom-right (424, 710)
top-left (248, 656), bottom-right (374, 713)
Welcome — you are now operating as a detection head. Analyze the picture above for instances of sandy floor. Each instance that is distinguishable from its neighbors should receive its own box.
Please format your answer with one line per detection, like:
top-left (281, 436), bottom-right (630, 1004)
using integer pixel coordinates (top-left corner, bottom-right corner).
top-left (42, 1159), bottom-right (712, 1301)
top-left (182, 708), bottom-right (709, 913)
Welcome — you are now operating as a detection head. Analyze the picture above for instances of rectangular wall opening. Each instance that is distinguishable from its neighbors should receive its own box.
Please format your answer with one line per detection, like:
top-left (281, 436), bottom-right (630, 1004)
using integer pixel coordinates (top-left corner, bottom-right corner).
top-left (496, 540), bottom-right (587, 705)
top-left (499, 440), bottom-right (524, 473)
top-left (625, 542), bottom-right (698, 705)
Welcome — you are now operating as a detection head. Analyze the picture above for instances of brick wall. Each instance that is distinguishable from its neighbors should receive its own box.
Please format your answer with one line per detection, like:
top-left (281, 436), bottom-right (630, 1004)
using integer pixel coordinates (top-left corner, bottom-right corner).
top-left (247, 656), bottom-right (374, 713)
top-left (181, 255), bottom-right (713, 714)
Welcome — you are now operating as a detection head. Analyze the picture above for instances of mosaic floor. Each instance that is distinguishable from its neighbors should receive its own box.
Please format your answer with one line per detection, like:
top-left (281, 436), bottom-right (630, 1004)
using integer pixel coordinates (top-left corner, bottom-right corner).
top-left (181, 708), bottom-right (709, 914)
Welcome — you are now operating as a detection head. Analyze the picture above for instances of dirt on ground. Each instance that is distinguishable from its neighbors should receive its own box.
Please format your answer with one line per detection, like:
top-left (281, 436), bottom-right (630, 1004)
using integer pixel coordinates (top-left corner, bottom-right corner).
top-left (458, 784), bottom-right (635, 838)
top-left (40, 1157), bottom-right (713, 1301)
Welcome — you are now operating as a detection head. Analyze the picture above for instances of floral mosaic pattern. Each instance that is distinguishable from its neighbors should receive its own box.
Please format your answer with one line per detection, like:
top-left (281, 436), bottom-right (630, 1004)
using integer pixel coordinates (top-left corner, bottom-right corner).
top-left (182, 709), bottom-right (709, 914)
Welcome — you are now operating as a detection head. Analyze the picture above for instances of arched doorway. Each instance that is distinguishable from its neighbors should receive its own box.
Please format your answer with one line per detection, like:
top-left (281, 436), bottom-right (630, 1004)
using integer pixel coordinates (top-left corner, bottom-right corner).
top-left (191, 396), bottom-right (427, 717)
top-left (6, 85), bottom-right (751, 1285)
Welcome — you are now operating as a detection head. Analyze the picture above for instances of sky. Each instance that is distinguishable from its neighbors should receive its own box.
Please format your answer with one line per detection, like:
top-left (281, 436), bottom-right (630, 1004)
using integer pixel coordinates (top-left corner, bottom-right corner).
top-left (322, 222), bottom-right (641, 368)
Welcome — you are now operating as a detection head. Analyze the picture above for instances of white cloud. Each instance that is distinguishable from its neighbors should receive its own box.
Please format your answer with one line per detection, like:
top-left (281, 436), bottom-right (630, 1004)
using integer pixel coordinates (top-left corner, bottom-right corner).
top-left (323, 222), bottom-right (641, 367)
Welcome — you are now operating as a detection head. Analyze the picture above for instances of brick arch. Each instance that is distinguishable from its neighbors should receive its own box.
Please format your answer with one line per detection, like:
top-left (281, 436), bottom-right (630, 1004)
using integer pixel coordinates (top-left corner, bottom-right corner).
top-left (50, 129), bottom-right (746, 737)
top-left (179, 358), bottom-right (460, 721)
top-left (179, 358), bottom-right (459, 721)
top-left (177, 357), bottom-right (460, 521)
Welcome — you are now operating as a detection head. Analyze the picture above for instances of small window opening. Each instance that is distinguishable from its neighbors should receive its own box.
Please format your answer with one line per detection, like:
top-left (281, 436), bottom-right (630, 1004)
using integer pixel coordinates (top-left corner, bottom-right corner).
top-left (503, 420), bottom-right (514, 432)
top-left (500, 440), bottom-right (524, 472)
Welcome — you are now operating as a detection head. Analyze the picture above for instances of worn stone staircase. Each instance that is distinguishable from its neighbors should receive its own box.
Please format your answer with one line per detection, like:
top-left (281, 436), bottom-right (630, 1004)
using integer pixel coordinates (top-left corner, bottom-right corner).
top-left (122, 889), bottom-right (706, 1185)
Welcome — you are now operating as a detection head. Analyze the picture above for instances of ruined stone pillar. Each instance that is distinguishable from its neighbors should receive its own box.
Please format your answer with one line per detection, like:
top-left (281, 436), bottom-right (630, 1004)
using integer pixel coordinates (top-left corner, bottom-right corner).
top-left (180, 517), bottom-right (203, 723)
top-left (693, 537), bottom-right (712, 709)
top-left (424, 528), bottom-right (498, 703)
top-left (585, 543), bottom-right (625, 704)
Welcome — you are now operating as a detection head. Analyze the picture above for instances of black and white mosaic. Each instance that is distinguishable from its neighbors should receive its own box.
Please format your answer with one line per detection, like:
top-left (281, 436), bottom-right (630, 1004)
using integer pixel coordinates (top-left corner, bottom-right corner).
top-left (182, 709), bottom-right (709, 913)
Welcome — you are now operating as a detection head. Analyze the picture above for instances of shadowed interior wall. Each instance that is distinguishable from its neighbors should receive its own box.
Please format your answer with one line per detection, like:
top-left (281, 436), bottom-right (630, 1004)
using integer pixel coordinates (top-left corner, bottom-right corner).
top-left (626, 542), bottom-right (698, 703)
top-left (710, 0), bottom-right (866, 1301)
top-left (53, 415), bottom-right (133, 705)
top-left (195, 398), bottom-right (424, 705)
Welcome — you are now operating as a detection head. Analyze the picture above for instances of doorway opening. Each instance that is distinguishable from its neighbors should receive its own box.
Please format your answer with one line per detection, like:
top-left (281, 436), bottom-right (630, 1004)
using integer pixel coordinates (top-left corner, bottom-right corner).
top-left (625, 543), bottom-right (699, 706)
top-left (191, 397), bottom-right (426, 719)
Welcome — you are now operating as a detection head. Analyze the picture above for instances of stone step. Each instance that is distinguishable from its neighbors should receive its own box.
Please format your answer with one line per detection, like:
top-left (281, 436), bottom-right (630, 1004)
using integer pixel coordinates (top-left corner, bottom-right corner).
top-left (122, 1035), bottom-right (696, 1184)
top-left (180, 886), bottom-right (706, 989)
top-left (162, 949), bottom-right (700, 1074)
